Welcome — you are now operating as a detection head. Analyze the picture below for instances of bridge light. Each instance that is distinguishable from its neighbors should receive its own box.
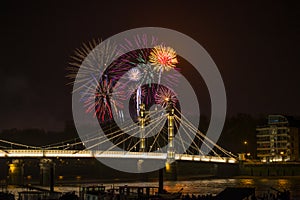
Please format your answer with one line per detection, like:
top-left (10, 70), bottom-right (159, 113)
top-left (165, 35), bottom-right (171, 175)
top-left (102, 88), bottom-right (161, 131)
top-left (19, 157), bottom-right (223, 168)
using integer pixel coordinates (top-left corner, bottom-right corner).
top-left (165, 162), bottom-right (171, 172)
top-left (9, 166), bottom-right (16, 173)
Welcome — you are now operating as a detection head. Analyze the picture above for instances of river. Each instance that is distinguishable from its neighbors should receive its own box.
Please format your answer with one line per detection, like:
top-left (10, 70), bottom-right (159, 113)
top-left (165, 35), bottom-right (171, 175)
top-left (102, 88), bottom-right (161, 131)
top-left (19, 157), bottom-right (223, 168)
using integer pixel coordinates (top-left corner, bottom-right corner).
top-left (6, 177), bottom-right (300, 199)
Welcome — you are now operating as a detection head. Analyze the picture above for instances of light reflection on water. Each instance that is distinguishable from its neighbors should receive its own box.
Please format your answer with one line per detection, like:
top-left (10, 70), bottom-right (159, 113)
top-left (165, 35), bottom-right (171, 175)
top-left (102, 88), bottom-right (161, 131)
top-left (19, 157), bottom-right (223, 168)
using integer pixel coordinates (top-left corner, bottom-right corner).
top-left (105, 178), bottom-right (300, 199)
top-left (240, 179), bottom-right (254, 186)
top-left (7, 178), bottom-right (300, 199)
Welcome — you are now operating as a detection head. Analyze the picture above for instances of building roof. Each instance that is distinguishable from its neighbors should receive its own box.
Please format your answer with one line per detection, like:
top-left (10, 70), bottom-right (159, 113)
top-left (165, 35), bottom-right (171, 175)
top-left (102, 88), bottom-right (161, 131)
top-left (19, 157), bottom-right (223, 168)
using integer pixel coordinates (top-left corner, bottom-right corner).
top-left (257, 115), bottom-right (300, 128)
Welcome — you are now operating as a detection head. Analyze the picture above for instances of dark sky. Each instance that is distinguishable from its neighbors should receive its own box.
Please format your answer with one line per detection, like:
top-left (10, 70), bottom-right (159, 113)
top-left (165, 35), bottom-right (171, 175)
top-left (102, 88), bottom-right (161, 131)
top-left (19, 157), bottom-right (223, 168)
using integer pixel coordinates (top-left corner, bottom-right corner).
top-left (1, 1), bottom-right (299, 131)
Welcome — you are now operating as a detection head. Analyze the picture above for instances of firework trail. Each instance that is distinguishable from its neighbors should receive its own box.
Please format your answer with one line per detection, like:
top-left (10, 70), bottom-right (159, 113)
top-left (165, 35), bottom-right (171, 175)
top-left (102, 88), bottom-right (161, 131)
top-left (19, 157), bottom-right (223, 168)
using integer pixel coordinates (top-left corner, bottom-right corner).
top-left (125, 67), bottom-right (143, 114)
top-left (117, 34), bottom-right (160, 116)
top-left (117, 37), bottom-right (181, 118)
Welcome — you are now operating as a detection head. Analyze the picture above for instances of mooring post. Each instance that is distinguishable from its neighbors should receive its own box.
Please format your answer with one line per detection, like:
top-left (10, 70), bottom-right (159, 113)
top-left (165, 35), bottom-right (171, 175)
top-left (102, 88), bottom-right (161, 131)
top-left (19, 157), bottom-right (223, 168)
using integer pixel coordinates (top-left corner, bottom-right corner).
top-left (50, 163), bottom-right (54, 192)
top-left (159, 168), bottom-right (164, 193)
top-left (39, 158), bottom-right (55, 192)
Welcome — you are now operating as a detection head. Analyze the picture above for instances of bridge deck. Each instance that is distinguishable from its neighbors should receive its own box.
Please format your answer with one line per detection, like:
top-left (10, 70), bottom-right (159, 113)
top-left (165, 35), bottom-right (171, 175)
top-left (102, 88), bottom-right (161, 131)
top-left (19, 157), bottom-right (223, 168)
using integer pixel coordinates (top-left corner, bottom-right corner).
top-left (0, 149), bottom-right (236, 163)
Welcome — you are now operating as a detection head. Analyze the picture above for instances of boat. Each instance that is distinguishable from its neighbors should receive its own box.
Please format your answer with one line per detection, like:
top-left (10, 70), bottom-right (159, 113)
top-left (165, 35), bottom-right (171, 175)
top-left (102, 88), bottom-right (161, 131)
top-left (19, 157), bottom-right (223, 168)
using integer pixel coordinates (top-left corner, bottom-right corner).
top-left (213, 187), bottom-right (255, 200)
top-left (116, 185), bottom-right (160, 200)
top-left (79, 185), bottom-right (182, 200)
top-left (79, 185), bottom-right (107, 200)
top-left (158, 188), bottom-right (183, 200)
top-left (59, 191), bottom-right (79, 200)
top-left (270, 187), bottom-right (290, 200)
top-left (18, 190), bottom-right (62, 200)
top-left (0, 191), bottom-right (15, 200)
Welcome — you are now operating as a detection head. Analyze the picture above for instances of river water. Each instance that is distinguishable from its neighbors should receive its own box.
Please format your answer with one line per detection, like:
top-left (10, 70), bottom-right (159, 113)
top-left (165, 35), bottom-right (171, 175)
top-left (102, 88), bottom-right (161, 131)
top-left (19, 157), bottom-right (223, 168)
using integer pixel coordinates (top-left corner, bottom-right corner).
top-left (6, 177), bottom-right (300, 199)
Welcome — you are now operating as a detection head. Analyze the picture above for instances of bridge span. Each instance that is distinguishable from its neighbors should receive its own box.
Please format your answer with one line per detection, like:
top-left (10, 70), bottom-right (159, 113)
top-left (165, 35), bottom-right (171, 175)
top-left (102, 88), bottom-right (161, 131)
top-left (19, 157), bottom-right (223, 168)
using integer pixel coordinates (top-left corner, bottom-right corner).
top-left (0, 149), bottom-right (237, 163)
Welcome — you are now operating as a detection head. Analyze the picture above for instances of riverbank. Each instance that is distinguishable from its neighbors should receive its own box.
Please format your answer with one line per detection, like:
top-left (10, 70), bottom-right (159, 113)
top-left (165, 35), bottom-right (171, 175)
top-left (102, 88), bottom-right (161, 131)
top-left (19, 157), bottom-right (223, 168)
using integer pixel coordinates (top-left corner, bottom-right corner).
top-left (239, 162), bottom-right (300, 176)
top-left (233, 175), bottom-right (300, 179)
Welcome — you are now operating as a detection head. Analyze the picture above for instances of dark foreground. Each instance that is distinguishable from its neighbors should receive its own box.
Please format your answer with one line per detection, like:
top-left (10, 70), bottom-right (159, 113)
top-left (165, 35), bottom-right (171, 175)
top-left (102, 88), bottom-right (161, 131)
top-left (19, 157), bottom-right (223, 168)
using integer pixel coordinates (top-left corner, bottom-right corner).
top-left (2, 177), bottom-right (299, 200)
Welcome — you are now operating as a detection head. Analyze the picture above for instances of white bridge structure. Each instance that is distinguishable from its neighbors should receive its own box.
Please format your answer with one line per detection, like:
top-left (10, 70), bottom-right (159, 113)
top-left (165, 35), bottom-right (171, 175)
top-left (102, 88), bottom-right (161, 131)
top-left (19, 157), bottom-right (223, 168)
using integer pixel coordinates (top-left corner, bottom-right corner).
top-left (0, 149), bottom-right (236, 163)
top-left (0, 103), bottom-right (238, 165)
top-left (0, 102), bottom-right (238, 185)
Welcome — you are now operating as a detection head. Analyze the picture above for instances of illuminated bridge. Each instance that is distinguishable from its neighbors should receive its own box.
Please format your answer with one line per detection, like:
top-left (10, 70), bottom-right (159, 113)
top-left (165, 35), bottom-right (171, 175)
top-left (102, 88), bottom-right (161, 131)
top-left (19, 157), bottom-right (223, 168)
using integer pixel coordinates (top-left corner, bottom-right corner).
top-left (0, 149), bottom-right (236, 163)
top-left (0, 102), bottom-right (238, 185)
top-left (0, 104), bottom-right (237, 163)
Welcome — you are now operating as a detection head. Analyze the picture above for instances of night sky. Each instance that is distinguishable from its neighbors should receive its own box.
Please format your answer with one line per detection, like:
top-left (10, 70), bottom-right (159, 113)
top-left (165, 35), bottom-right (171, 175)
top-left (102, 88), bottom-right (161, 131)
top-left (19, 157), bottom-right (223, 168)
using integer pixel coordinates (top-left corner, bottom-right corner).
top-left (1, 1), bottom-right (299, 131)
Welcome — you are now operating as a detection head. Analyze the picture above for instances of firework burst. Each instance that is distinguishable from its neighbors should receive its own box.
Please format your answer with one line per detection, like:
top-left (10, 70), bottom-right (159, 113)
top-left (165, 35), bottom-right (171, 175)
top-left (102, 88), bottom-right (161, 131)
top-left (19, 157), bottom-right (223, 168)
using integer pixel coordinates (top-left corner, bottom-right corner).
top-left (117, 35), bottom-right (180, 89)
top-left (67, 39), bottom-right (119, 93)
top-left (83, 78), bottom-right (125, 122)
top-left (149, 45), bottom-right (178, 72)
top-left (119, 34), bottom-right (158, 56)
top-left (136, 63), bottom-right (157, 86)
top-left (127, 67), bottom-right (142, 82)
top-left (155, 86), bottom-right (178, 108)
top-left (67, 38), bottom-right (127, 122)
top-left (68, 35), bottom-right (181, 123)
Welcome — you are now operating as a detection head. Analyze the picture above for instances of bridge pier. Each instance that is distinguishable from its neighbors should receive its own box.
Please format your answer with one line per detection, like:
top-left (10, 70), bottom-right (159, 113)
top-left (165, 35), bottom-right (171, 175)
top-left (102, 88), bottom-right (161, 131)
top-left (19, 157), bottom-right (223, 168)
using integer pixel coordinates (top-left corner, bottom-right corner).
top-left (8, 159), bottom-right (24, 185)
top-left (39, 158), bottom-right (55, 192)
top-left (165, 162), bottom-right (177, 181)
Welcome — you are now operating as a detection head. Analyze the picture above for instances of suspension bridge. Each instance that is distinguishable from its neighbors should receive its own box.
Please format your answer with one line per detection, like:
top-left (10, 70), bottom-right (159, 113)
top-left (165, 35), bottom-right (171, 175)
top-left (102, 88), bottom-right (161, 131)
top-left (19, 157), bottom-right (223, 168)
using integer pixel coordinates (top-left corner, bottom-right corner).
top-left (0, 101), bottom-right (238, 185)
top-left (0, 101), bottom-right (237, 163)
top-left (0, 150), bottom-right (236, 163)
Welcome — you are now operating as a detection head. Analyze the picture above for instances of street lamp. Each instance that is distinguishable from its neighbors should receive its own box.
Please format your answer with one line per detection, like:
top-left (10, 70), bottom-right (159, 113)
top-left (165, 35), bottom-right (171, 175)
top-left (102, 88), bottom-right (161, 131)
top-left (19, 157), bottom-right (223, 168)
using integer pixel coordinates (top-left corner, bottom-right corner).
top-left (280, 151), bottom-right (284, 162)
top-left (243, 141), bottom-right (248, 153)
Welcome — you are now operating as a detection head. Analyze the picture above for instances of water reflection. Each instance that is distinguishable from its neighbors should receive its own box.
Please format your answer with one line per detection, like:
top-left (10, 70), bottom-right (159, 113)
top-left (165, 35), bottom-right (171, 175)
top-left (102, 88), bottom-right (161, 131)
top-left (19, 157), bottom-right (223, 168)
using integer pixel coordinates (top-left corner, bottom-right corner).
top-left (278, 179), bottom-right (289, 188)
top-left (105, 178), bottom-right (299, 198)
top-left (145, 178), bottom-right (299, 198)
top-left (240, 179), bottom-right (254, 185)
top-left (6, 178), bottom-right (300, 199)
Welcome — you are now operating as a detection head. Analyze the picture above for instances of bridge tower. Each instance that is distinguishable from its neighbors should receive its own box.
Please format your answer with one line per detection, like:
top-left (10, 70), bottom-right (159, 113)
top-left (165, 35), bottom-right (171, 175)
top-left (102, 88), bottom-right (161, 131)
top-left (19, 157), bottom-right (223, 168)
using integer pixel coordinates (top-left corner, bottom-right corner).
top-left (139, 103), bottom-right (146, 152)
top-left (166, 99), bottom-right (175, 163)
top-left (165, 99), bottom-right (177, 180)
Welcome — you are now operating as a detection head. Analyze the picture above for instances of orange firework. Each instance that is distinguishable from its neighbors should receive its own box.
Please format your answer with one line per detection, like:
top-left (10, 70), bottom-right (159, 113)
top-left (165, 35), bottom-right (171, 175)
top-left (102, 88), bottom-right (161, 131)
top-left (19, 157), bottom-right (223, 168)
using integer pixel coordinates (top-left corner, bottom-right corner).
top-left (149, 45), bottom-right (178, 72)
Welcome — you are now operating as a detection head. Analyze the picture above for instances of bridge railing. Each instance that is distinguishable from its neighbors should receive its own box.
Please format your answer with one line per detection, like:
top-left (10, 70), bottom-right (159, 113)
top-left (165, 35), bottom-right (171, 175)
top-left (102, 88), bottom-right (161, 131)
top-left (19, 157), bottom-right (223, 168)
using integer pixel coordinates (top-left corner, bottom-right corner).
top-left (0, 149), bottom-right (237, 163)
top-left (176, 154), bottom-right (236, 163)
